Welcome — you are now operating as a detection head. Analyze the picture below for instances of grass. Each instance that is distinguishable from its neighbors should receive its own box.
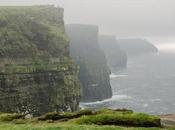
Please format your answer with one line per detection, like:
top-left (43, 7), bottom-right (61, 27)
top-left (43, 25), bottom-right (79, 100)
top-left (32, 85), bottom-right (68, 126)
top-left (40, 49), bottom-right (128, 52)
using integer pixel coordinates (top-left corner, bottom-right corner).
top-left (38, 109), bottom-right (93, 121)
top-left (0, 123), bottom-right (173, 130)
top-left (0, 113), bottom-right (24, 122)
top-left (0, 109), bottom-right (174, 130)
top-left (74, 109), bottom-right (161, 127)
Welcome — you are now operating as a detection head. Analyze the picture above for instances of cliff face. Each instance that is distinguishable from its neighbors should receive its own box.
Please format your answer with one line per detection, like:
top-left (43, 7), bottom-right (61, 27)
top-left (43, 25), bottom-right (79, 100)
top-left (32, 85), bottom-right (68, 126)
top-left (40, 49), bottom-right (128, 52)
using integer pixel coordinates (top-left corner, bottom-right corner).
top-left (117, 39), bottom-right (158, 55)
top-left (66, 24), bottom-right (112, 102)
top-left (0, 6), bottom-right (81, 116)
top-left (99, 35), bottom-right (127, 69)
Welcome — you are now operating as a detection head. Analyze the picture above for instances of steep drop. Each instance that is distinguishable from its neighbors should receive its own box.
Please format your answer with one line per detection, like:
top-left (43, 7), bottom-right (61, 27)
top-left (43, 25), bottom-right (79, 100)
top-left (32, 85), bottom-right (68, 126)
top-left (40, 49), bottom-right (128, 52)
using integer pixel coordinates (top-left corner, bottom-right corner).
top-left (0, 6), bottom-right (81, 116)
top-left (66, 24), bottom-right (112, 102)
top-left (99, 35), bottom-right (127, 70)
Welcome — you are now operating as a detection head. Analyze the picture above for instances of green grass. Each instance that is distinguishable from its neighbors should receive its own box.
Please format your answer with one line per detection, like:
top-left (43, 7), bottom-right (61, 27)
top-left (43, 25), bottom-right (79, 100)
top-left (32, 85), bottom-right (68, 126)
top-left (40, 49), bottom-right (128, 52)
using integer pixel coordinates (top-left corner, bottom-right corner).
top-left (74, 110), bottom-right (161, 127)
top-left (0, 109), bottom-right (174, 130)
top-left (0, 113), bottom-right (24, 122)
top-left (0, 122), bottom-right (173, 130)
top-left (38, 109), bottom-right (93, 121)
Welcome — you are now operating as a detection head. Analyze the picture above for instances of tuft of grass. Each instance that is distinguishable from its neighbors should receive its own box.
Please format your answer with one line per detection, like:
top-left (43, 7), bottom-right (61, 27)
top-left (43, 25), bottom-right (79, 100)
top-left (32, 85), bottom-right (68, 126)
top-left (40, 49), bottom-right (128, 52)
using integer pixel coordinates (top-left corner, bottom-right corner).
top-left (38, 109), bottom-right (93, 121)
top-left (95, 108), bottom-right (133, 115)
top-left (75, 109), bottom-right (94, 117)
top-left (11, 119), bottom-right (27, 124)
top-left (0, 113), bottom-right (24, 122)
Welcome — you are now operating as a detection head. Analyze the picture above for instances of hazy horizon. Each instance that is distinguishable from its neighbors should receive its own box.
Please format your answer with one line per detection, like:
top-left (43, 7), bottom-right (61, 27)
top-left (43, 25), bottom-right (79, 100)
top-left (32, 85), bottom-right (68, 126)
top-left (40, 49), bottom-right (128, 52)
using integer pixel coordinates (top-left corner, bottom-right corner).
top-left (0, 0), bottom-right (175, 43)
top-left (0, 0), bottom-right (175, 119)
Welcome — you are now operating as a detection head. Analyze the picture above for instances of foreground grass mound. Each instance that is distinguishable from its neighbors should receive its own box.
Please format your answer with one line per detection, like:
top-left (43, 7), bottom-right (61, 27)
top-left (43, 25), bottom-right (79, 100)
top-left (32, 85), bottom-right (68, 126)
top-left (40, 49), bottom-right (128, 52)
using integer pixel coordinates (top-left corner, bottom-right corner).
top-left (74, 109), bottom-right (161, 127)
top-left (38, 109), bottom-right (93, 121)
top-left (0, 109), bottom-right (173, 130)
top-left (0, 113), bottom-right (24, 121)
top-left (0, 123), bottom-right (173, 130)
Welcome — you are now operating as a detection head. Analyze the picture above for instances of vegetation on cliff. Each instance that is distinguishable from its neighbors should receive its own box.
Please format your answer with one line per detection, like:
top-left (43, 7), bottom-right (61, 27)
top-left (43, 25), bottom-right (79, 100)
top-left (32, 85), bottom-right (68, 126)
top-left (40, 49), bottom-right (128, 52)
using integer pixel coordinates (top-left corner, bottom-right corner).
top-left (0, 6), bottom-right (81, 116)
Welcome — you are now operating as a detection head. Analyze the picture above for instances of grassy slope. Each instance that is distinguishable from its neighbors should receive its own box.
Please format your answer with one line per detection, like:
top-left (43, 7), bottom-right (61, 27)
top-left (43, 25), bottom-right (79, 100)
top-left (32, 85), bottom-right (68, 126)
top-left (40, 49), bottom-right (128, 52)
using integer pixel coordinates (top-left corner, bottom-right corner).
top-left (0, 109), bottom-right (174, 130)
top-left (0, 122), bottom-right (174, 130)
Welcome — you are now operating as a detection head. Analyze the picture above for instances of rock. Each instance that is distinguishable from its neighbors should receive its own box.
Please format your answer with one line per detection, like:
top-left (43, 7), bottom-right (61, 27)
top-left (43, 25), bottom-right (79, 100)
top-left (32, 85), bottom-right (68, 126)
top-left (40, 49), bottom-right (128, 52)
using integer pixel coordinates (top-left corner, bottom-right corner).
top-left (0, 6), bottom-right (81, 116)
top-left (117, 38), bottom-right (158, 55)
top-left (160, 114), bottom-right (175, 127)
top-left (99, 35), bottom-right (127, 69)
top-left (66, 24), bottom-right (112, 102)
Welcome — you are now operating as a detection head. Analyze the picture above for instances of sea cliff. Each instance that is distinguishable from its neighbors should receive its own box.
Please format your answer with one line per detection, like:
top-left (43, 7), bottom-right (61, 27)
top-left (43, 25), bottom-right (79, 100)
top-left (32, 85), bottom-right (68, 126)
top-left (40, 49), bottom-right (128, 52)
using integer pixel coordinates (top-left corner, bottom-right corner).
top-left (99, 35), bottom-right (127, 69)
top-left (0, 6), bottom-right (81, 116)
top-left (117, 38), bottom-right (158, 55)
top-left (66, 24), bottom-right (112, 102)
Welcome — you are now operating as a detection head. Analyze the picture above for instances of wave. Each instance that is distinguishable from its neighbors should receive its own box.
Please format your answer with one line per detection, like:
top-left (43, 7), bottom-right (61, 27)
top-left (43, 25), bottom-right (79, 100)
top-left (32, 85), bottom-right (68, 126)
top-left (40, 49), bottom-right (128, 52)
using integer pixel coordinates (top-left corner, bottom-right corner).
top-left (110, 73), bottom-right (128, 78)
top-left (80, 94), bottom-right (131, 106)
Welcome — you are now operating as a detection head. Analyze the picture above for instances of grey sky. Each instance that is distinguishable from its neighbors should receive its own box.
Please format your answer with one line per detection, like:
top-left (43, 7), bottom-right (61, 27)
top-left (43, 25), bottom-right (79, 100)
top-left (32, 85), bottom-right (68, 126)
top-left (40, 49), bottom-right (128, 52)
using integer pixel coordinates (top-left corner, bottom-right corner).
top-left (0, 0), bottom-right (175, 38)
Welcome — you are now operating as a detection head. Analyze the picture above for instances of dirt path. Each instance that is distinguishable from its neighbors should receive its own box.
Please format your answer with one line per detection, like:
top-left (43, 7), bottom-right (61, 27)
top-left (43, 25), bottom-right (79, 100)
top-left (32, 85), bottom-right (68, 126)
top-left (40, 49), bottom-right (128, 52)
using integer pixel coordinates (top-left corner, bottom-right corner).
top-left (159, 114), bottom-right (175, 127)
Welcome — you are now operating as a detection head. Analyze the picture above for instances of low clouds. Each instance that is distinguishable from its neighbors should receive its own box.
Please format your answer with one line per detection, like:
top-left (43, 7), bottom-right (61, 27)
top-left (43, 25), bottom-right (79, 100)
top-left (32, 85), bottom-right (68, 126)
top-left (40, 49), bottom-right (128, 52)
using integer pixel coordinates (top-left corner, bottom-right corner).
top-left (0, 0), bottom-right (175, 37)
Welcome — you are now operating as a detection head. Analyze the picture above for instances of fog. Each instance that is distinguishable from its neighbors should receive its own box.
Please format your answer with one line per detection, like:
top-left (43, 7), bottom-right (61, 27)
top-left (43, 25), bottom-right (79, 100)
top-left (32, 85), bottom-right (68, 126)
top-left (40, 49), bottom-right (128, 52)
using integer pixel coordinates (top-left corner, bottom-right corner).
top-left (0, 0), bottom-right (175, 117)
top-left (0, 0), bottom-right (175, 42)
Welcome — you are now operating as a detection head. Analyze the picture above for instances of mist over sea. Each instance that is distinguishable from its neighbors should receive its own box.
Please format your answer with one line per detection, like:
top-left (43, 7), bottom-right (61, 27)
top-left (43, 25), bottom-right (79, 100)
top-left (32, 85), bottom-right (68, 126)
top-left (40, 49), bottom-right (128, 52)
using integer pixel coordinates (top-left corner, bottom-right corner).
top-left (81, 39), bottom-right (175, 115)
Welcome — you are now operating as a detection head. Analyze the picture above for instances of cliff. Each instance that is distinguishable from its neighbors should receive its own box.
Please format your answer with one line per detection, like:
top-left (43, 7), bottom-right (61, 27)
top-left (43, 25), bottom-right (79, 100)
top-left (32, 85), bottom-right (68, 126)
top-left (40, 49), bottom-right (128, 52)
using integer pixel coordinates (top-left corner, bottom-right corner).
top-left (99, 35), bottom-right (127, 69)
top-left (66, 24), bottom-right (112, 102)
top-left (117, 38), bottom-right (158, 55)
top-left (0, 6), bottom-right (81, 116)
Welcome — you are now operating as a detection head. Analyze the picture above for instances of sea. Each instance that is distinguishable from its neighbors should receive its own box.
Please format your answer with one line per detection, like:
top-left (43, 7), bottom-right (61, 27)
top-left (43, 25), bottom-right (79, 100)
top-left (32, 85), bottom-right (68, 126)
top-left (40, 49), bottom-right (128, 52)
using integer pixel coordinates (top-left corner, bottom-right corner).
top-left (80, 41), bottom-right (175, 115)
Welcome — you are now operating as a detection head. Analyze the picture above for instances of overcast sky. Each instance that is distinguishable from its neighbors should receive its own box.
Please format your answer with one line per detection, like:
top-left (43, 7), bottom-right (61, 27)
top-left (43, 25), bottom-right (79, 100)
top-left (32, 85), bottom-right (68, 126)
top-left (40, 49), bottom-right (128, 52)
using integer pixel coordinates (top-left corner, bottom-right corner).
top-left (0, 0), bottom-right (175, 40)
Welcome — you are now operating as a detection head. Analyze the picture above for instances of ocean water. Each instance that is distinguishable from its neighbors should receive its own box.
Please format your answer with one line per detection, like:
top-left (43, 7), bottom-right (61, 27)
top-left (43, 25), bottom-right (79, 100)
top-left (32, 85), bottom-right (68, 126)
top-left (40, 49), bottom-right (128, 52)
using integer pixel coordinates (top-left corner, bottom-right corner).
top-left (81, 44), bottom-right (175, 115)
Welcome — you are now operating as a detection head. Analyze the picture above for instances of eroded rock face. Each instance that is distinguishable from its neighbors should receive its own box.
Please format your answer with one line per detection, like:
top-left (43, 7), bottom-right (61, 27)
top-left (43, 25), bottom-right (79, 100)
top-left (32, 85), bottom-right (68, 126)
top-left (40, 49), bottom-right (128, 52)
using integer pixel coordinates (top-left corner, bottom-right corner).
top-left (66, 24), bottom-right (112, 102)
top-left (0, 6), bottom-right (81, 116)
top-left (117, 39), bottom-right (158, 55)
top-left (99, 35), bottom-right (127, 70)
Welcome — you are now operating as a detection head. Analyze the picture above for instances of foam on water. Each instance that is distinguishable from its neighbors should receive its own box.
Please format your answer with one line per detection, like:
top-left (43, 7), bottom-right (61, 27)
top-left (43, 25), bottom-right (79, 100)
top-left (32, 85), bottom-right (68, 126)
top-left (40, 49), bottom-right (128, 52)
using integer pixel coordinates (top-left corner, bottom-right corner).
top-left (110, 73), bottom-right (128, 78)
top-left (81, 51), bottom-right (175, 114)
top-left (80, 94), bottom-right (131, 106)
top-left (151, 99), bottom-right (161, 102)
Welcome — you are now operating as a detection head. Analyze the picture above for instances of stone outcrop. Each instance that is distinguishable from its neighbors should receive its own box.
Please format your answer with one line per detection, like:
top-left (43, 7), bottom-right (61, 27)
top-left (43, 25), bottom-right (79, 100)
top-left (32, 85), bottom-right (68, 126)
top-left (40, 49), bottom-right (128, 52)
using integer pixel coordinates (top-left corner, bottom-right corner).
top-left (66, 24), bottom-right (112, 102)
top-left (99, 35), bottom-right (127, 69)
top-left (0, 6), bottom-right (81, 116)
top-left (117, 38), bottom-right (158, 55)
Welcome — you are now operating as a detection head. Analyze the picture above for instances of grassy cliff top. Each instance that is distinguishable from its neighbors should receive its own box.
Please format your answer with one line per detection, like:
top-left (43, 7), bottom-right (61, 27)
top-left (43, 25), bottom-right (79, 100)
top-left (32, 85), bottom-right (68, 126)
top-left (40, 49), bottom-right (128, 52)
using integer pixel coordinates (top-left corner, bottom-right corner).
top-left (0, 5), bottom-right (70, 73)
